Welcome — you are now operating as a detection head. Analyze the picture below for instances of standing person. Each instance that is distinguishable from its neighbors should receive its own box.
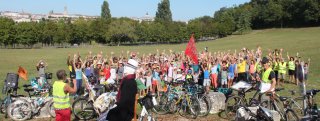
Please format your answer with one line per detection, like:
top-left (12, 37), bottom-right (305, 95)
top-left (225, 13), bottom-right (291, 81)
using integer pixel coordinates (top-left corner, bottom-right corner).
top-left (221, 61), bottom-right (228, 88)
top-left (73, 57), bottom-right (83, 97)
top-left (107, 59), bottom-right (138, 121)
top-left (273, 58), bottom-right (280, 86)
top-left (53, 70), bottom-right (77, 121)
top-left (203, 66), bottom-right (210, 93)
top-left (304, 58), bottom-right (310, 85)
top-left (117, 62), bottom-right (124, 83)
top-left (257, 57), bottom-right (276, 94)
top-left (278, 58), bottom-right (287, 85)
top-left (237, 57), bottom-right (247, 82)
top-left (287, 56), bottom-right (296, 84)
top-left (67, 55), bottom-right (76, 80)
top-left (191, 61), bottom-right (200, 83)
top-left (36, 60), bottom-right (47, 88)
top-left (227, 58), bottom-right (237, 88)
top-left (249, 60), bottom-right (256, 82)
top-left (210, 61), bottom-right (218, 90)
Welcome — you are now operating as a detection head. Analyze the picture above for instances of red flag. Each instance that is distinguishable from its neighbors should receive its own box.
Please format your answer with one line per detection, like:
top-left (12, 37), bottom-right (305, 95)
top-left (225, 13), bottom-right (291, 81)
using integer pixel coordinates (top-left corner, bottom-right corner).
top-left (18, 66), bottom-right (28, 81)
top-left (185, 34), bottom-right (198, 64)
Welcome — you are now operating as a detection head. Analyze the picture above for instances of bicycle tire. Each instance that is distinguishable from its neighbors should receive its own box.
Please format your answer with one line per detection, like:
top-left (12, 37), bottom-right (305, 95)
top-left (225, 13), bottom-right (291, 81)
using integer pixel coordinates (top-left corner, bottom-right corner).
top-left (72, 98), bottom-right (95, 120)
top-left (225, 96), bottom-right (243, 119)
top-left (285, 109), bottom-right (299, 121)
top-left (46, 100), bottom-right (55, 118)
top-left (7, 98), bottom-right (32, 121)
top-left (197, 95), bottom-right (211, 117)
top-left (152, 93), bottom-right (170, 115)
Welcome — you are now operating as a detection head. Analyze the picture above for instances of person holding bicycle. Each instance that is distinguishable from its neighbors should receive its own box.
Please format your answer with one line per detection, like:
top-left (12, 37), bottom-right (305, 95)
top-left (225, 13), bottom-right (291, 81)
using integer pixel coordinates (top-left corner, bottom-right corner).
top-left (257, 57), bottom-right (276, 94)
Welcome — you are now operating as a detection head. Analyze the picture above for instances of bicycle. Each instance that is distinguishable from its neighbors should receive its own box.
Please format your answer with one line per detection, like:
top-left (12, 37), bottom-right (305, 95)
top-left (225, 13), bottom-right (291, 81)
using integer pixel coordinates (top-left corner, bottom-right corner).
top-left (184, 83), bottom-right (212, 117)
top-left (72, 73), bottom-right (117, 120)
top-left (138, 93), bottom-right (157, 121)
top-left (7, 84), bottom-right (55, 120)
top-left (166, 85), bottom-right (201, 119)
top-left (0, 87), bottom-right (24, 118)
top-left (225, 81), bottom-right (262, 119)
top-left (301, 89), bottom-right (320, 121)
top-left (260, 88), bottom-right (299, 121)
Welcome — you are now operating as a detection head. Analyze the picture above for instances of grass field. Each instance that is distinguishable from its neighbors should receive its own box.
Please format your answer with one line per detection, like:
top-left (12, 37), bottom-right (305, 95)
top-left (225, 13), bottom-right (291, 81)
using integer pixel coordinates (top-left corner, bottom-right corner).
top-left (0, 27), bottom-right (320, 120)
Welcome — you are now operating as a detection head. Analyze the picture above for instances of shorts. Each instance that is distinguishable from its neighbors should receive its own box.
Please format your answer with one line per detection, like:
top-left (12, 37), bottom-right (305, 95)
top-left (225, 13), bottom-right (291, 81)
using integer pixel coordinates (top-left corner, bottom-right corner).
top-left (228, 73), bottom-right (234, 80)
top-left (203, 79), bottom-right (210, 86)
top-left (221, 79), bottom-right (227, 85)
top-left (152, 80), bottom-right (158, 85)
top-left (55, 108), bottom-right (71, 121)
top-left (288, 70), bottom-right (295, 76)
top-left (279, 73), bottom-right (286, 79)
top-left (304, 74), bottom-right (308, 80)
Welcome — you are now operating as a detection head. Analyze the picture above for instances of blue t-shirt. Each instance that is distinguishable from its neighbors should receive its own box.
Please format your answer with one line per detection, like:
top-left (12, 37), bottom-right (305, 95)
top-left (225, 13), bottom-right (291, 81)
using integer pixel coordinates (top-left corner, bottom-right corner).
top-left (192, 64), bottom-right (199, 73)
top-left (153, 71), bottom-right (160, 81)
top-left (75, 69), bottom-right (82, 80)
top-left (204, 70), bottom-right (210, 79)
top-left (228, 64), bottom-right (236, 74)
top-left (85, 67), bottom-right (91, 77)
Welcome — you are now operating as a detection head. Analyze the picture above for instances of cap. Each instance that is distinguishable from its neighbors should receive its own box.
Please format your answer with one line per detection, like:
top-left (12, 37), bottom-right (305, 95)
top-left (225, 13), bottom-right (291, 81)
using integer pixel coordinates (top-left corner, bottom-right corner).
top-left (261, 57), bottom-right (269, 64)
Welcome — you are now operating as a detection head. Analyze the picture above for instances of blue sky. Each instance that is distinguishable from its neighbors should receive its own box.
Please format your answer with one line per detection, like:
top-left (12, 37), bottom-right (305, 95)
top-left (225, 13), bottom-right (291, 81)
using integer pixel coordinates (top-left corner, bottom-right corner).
top-left (0, 0), bottom-right (250, 21)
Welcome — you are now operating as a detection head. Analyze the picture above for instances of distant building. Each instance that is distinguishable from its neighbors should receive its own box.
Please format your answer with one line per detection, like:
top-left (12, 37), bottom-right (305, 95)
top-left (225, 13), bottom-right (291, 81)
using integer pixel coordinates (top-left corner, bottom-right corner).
top-left (1, 6), bottom-right (99, 23)
top-left (0, 11), bottom-right (31, 22)
top-left (130, 12), bottom-right (154, 23)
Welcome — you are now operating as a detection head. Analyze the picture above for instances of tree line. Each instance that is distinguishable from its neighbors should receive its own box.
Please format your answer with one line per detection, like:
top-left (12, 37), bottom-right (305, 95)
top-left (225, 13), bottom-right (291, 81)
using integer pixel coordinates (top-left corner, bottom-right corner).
top-left (0, 0), bottom-right (319, 48)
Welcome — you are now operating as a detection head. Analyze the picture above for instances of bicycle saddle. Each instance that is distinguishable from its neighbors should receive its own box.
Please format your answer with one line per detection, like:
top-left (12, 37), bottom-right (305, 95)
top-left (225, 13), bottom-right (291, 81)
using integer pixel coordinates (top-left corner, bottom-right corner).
top-left (24, 88), bottom-right (34, 92)
top-left (279, 96), bottom-right (289, 101)
top-left (275, 88), bottom-right (284, 92)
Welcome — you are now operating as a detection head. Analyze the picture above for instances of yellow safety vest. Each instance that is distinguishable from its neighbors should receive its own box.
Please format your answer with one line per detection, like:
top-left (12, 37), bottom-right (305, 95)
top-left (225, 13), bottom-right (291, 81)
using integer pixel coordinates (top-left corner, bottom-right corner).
top-left (288, 61), bottom-right (295, 70)
top-left (262, 68), bottom-right (273, 83)
top-left (186, 74), bottom-right (192, 79)
top-left (278, 62), bottom-right (287, 74)
top-left (273, 62), bottom-right (279, 71)
top-left (53, 81), bottom-right (70, 109)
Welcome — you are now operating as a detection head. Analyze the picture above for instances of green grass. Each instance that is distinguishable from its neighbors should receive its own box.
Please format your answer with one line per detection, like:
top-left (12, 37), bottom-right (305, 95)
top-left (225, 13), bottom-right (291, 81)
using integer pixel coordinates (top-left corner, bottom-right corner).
top-left (0, 27), bottom-right (320, 103)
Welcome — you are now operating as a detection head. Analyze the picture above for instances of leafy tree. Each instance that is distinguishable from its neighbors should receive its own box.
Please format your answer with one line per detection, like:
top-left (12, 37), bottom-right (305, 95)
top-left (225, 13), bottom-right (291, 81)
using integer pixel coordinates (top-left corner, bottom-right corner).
top-left (15, 22), bottom-right (38, 47)
top-left (101, 0), bottom-right (111, 20)
top-left (0, 17), bottom-right (15, 48)
top-left (105, 18), bottom-right (138, 45)
top-left (155, 0), bottom-right (172, 23)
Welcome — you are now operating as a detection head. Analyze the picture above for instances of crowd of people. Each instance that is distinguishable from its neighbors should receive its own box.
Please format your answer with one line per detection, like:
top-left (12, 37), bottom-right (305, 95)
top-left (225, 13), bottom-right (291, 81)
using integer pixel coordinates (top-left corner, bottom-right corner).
top-left (38, 47), bottom-right (311, 121)
top-left (54, 47), bottom-right (310, 96)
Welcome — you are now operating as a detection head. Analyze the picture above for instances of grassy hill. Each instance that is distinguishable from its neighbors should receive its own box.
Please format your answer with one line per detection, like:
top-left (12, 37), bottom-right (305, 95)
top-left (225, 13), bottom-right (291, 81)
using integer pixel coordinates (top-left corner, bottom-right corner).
top-left (0, 27), bottom-right (320, 121)
top-left (0, 27), bottom-right (320, 97)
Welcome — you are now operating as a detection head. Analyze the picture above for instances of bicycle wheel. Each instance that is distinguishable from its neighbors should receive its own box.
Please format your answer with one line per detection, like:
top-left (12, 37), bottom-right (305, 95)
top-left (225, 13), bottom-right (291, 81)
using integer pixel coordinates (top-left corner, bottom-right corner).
top-left (46, 100), bottom-right (55, 118)
top-left (179, 96), bottom-right (200, 119)
top-left (225, 96), bottom-right (243, 118)
top-left (197, 95), bottom-right (211, 117)
top-left (285, 109), bottom-right (299, 121)
top-left (152, 93), bottom-right (170, 115)
top-left (7, 98), bottom-right (32, 121)
top-left (72, 98), bottom-right (95, 120)
top-left (1, 97), bottom-right (12, 118)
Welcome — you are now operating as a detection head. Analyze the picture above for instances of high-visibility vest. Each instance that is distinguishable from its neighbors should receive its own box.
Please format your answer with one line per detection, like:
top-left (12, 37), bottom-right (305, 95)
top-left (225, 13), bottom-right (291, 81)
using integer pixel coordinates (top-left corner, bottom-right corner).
top-left (53, 81), bottom-right (70, 109)
top-left (186, 74), bottom-right (192, 79)
top-left (262, 68), bottom-right (273, 83)
top-left (273, 62), bottom-right (279, 71)
top-left (288, 61), bottom-right (295, 70)
top-left (279, 62), bottom-right (287, 74)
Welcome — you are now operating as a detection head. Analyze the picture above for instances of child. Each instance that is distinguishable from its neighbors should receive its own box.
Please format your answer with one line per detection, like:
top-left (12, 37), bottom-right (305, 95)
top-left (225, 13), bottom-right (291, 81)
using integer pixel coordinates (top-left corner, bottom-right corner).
top-left (145, 71), bottom-right (152, 94)
top-left (221, 61), bottom-right (228, 88)
top-left (136, 72), bottom-right (146, 97)
top-left (203, 66), bottom-right (210, 93)
top-left (304, 58), bottom-right (310, 84)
